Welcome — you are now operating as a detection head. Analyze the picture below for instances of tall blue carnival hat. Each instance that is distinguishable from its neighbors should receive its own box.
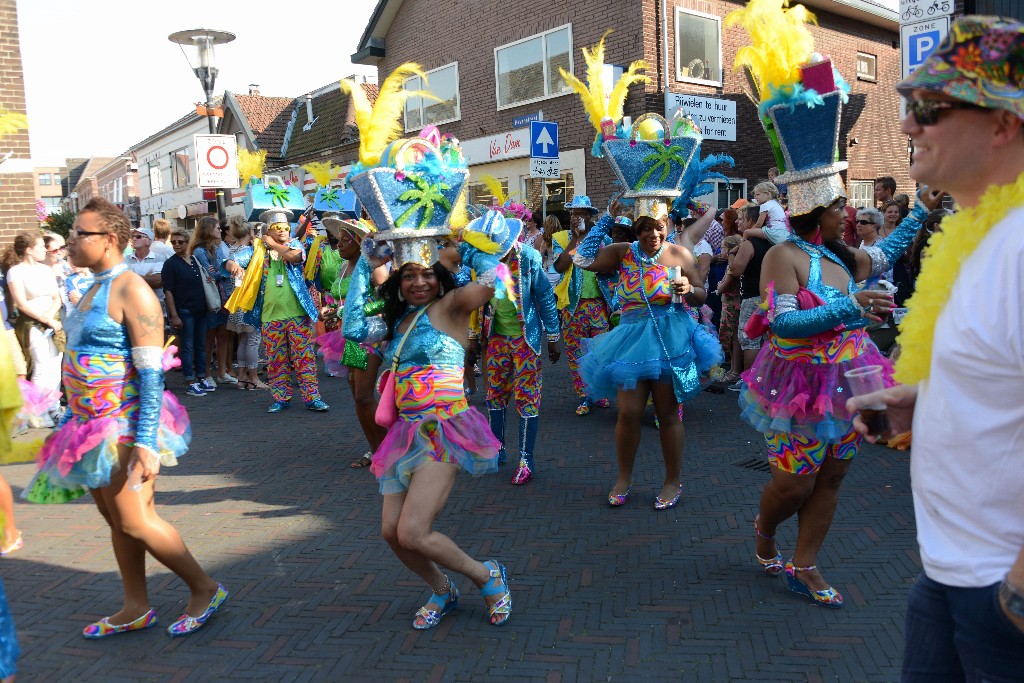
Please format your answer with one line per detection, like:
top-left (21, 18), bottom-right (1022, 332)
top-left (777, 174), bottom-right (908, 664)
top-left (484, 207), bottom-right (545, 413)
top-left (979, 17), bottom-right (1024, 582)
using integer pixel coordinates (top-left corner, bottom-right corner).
top-left (341, 64), bottom-right (470, 269)
top-left (726, 0), bottom-right (852, 217)
top-left (559, 31), bottom-right (732, 221)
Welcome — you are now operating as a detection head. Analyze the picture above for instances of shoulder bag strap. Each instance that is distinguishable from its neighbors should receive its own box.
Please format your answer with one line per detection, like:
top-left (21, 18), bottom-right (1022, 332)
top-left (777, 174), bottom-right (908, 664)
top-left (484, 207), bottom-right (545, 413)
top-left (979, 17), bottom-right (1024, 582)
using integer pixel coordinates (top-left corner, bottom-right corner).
top-left (390, 302), bottom-right (433, 373)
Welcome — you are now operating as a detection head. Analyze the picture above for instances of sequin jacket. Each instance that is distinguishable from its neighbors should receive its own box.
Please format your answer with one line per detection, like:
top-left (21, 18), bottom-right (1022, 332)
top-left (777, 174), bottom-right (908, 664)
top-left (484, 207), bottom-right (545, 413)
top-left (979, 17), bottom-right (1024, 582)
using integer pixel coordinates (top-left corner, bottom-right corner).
top-left (229, 240), bottom-right (319, 327)
top-left (491, 243), bottom-right (561, 353)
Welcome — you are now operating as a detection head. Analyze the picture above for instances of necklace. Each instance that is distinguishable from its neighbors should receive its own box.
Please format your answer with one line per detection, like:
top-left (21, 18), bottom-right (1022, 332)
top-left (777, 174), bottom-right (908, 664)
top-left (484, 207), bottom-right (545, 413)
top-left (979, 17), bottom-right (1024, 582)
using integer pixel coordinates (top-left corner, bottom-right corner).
top-left (634, 242), bottom-right (666, 265)
top-left (92, 262), bottom-right (129, 282)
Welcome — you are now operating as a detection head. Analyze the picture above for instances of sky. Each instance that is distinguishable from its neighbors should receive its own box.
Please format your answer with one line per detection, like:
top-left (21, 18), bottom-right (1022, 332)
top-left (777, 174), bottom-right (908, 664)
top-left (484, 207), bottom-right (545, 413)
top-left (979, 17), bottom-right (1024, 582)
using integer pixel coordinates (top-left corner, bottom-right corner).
top-left (17, 0), bottom-right (379, 166)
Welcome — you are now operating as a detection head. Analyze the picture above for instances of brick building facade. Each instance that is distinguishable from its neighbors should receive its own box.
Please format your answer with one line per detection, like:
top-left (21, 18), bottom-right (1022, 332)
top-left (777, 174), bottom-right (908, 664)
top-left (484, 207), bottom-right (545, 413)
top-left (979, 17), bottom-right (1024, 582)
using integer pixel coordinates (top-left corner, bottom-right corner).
top-left (0, 0), bottom-right (37, 248)
top-left (354, 0), bottom-right (910, 219)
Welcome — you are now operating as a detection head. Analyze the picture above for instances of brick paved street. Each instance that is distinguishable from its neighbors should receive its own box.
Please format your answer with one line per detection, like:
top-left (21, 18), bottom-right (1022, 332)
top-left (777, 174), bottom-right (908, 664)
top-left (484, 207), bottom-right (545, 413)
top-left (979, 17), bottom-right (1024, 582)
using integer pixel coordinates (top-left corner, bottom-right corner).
top-left (3, 360), bottom-right (919, 681)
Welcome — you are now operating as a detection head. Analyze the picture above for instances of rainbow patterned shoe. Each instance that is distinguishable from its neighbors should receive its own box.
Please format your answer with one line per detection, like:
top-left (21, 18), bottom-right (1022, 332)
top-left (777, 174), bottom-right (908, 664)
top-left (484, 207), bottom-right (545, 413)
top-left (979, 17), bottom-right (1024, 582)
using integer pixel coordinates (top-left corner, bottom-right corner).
top-left (82, 609), bottom-right (158, 639)
top-left (511, 460), bottom-right (533, 485)
top-left (654, 484), bottom-right (683, 510)
top-left (607, 485), bottom-right (631, 507)
top-left (596, 398), bottom-right (610, 408)
top-left (784, 562), bottom-right (844, 608)
top-left (166, 584), bottom-right (229, 637)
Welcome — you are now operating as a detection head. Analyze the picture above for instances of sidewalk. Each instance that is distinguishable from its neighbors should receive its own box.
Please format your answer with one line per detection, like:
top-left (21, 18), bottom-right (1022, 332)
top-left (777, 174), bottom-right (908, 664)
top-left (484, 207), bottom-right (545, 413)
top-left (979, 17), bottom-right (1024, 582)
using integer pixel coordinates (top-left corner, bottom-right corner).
top-left (2, 362), bottom-right (919, 681)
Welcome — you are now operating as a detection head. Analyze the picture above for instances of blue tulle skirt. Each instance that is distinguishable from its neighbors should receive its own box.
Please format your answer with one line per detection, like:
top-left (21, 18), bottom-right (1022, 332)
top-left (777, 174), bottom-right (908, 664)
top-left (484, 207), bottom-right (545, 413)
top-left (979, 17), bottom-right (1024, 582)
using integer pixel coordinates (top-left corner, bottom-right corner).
top-left (0, 578), bottom-right (19, 679)
top-left (578, 304), bottom-right (723, 402)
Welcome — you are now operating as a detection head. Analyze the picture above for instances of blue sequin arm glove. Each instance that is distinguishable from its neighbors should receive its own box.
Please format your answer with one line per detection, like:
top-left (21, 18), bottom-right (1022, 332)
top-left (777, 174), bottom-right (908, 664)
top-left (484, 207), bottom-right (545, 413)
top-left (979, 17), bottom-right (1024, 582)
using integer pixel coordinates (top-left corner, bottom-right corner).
top-left (130, 346), bottom-right (164, 455)
top-left (343, 256), bottom-right (389, 343)
top-left (862, 203), bottom-right (927, 277)
top-left (572, 213), bottom-right (614, 268)
top-left (771, 293), bottom-right (864, 339)
top-left (457, 241), bottom-right (501, 290)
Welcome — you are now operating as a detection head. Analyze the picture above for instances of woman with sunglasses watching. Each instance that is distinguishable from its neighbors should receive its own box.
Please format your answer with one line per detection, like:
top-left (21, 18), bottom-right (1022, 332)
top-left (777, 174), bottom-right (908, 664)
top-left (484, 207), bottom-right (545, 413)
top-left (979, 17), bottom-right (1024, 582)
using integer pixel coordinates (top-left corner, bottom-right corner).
top-left (30, 198), bottom-right (226, 638)
top-left (162, 229), bottom-right (213, 396)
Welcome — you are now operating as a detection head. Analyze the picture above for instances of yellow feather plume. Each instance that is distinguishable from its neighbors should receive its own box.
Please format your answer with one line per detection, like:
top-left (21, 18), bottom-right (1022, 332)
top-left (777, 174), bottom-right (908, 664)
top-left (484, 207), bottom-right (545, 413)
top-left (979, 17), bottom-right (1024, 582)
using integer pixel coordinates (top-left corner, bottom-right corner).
top-left (0, 111), bottom-right (28, 140)
top-left (449, 186), bottom-right (469, 229)
top-left (237, 149), bottom-right (267, 187)
top-left (479, 174), bottom-right (509, 206)
top-left (558, 30), bottom-right (649, 135)
top-left (340, 63), bottom-right (438, 168)
top-left (302, 161), bottom-right (338, 188)
top-left (725, 0), bottom-right (817, 101)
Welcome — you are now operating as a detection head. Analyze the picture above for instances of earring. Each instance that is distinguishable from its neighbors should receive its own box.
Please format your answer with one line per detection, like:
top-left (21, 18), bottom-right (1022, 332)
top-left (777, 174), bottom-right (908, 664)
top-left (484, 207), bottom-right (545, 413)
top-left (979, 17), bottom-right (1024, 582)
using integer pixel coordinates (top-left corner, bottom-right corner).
top-left (398, 291), bottom-right (405, 302)
top-left (438, 283), bottom-right (446, 297)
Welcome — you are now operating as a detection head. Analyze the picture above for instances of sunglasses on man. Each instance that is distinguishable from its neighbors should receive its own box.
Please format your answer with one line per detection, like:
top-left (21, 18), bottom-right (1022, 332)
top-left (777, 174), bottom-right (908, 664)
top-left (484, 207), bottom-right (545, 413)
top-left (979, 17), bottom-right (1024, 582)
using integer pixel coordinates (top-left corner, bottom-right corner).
top-left (906, 99), bottom-right (986, 126)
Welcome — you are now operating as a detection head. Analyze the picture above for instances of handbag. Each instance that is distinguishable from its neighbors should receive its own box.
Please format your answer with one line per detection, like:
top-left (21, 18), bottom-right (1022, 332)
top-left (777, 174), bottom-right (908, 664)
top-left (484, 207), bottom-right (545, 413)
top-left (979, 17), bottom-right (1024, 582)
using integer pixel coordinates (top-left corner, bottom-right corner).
top-left (193, 255), bottom-right (222, 312)
top-left (374, 303), bottom-right (432, 428)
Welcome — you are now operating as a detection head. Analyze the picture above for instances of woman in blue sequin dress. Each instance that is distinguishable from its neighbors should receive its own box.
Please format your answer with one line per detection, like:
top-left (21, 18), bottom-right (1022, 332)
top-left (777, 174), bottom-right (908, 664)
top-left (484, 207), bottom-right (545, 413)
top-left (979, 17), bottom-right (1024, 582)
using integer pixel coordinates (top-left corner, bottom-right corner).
top-left (31, 199), bottom-right (227, 639)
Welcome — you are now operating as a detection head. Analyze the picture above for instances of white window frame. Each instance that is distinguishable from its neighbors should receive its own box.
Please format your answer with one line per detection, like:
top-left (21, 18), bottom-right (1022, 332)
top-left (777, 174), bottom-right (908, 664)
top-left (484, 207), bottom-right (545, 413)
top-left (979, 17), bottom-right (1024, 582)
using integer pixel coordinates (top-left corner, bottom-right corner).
top-left (674, 8), bottom-right (723, 87)
top-left (702, 178), bottom-right (746, 211)
top-left (403, 62), bottom-right (462, 133)
top-left (856, 52), bottom-right (877, 82)
top-left (494, 24), bottom-right (574, 111)
top-left (148, 161), bottom-right (163, 195)
top-left (848, 180), bottom-right (874, 208)
top-left (170, 147), bottom-right (191, 190)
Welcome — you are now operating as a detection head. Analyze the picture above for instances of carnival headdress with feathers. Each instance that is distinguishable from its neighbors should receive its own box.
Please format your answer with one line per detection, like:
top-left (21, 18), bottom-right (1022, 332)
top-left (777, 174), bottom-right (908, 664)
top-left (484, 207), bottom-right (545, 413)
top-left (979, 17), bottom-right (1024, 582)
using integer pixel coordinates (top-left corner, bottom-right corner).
top-left (725, 0), bottom-right (816, 106)
top-left (302, 161), bottom-right (341, 188)
top-left (237, 149), bottom-right (267, 188)
top-left (558, 31), bottom-right (649, 153)
top-left (340, 64), bottom-right (437, 169)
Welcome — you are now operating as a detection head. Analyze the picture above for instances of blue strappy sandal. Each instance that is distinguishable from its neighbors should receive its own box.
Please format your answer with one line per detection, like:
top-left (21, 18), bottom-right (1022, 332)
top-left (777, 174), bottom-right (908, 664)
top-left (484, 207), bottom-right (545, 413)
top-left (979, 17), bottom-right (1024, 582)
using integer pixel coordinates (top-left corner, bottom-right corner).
top-left (412, 575), bottom-right (459, 630)
top-left (481, 560), bottom-right (512, 626)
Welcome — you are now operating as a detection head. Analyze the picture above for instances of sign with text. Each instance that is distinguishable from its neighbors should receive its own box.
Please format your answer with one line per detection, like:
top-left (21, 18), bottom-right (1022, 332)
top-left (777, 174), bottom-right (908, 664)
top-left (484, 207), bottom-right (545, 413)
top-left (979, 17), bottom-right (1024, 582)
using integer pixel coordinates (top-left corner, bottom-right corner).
top-left (530, 157), bottom-right (560, 179)
top-left (530, 121), bottom-right (559, 159)
top-left (461, 128), bottom-right (530, 165)
top-left (664, 94), bottom-right (737, 141)
top-left (194, 134), bottom-right (239, 189)
top-left (512, 111), bottom-right (543, 128)
top-left (899, 0), bottom-right (952, 24)
top-left (901, 16), bottom-right (950, 79)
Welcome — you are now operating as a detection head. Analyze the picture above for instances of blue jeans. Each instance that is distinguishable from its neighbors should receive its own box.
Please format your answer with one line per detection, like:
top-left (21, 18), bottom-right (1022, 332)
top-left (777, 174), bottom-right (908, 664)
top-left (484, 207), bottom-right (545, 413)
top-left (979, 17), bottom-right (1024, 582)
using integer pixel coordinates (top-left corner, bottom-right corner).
top-left (902, 573), bottom-right (1024, 682)
top-left (178, 309), bottom-right (207, 381)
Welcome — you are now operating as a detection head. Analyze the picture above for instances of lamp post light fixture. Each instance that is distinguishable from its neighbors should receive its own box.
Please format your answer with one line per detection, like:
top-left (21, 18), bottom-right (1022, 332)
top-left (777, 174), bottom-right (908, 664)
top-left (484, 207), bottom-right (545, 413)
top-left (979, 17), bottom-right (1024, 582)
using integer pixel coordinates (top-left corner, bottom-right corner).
top-left (168, 28), bottom-right (236, 228)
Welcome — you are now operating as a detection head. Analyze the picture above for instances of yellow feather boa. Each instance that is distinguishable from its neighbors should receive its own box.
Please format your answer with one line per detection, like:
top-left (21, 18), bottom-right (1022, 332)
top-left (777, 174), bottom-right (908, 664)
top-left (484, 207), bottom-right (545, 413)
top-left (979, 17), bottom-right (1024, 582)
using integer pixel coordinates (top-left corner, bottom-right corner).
top-left (224, 239), bottom-right (268, 314)
top-left (895, 169), bottom-right (1024, 384)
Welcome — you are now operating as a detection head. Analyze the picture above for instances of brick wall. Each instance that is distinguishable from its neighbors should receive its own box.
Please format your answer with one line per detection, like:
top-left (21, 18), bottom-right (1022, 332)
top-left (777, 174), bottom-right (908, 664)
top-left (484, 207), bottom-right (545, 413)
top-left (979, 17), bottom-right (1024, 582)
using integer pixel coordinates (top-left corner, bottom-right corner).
top-left (0, 0), bottom-right (37, 249)
top-left (370, 0), bottom-right (910, 208)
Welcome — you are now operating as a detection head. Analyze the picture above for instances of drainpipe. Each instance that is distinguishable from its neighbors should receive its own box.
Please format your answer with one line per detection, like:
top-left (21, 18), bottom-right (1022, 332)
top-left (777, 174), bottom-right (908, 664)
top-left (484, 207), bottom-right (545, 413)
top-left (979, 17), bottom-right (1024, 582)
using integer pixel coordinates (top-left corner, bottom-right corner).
top-left (663, 0), bottom-right (670, 93)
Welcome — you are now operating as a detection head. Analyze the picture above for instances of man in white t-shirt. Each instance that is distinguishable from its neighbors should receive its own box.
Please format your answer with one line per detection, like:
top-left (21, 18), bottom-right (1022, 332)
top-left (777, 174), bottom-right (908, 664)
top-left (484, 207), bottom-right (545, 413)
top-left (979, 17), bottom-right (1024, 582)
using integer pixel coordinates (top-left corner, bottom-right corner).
top-left (847, 16), bottom-right (1024, 681)
top-left (125, 226), bottom-right (166, 307)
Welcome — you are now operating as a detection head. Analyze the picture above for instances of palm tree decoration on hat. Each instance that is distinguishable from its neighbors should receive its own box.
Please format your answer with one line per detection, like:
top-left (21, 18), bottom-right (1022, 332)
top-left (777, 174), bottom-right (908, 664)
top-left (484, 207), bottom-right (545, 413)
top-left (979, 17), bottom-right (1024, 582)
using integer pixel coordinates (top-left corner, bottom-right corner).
top-left (636, 139), bottom-right (692, 189)
top-left (395, 174), bottom-right (452, 228)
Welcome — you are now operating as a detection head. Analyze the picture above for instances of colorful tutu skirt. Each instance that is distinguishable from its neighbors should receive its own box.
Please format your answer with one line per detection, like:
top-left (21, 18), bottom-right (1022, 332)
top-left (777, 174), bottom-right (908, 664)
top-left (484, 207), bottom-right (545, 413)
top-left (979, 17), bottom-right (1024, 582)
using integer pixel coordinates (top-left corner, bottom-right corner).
top-left (738, 328), bottom-right (894, 443)
top-left (579, 304), bottom-right (723, 403)
top-left (372, 365), bottom-right (499, 494)
top-left (315, 329), bottom-right (383, 378)
top-left (28, 352), bottom-right (191, 502)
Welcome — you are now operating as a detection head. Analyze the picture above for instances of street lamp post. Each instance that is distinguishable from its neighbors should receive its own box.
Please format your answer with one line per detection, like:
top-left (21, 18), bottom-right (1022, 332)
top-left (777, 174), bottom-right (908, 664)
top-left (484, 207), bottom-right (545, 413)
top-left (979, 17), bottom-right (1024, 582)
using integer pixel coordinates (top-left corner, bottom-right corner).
top-left (168, 28), bottom-right (236, 228)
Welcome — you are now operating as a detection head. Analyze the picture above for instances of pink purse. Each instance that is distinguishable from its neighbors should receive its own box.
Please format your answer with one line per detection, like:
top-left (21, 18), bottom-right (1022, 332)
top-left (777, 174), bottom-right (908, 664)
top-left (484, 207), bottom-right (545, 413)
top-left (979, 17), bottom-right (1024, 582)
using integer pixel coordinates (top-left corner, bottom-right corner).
top-left (374, 304), bottom-right (431, 428)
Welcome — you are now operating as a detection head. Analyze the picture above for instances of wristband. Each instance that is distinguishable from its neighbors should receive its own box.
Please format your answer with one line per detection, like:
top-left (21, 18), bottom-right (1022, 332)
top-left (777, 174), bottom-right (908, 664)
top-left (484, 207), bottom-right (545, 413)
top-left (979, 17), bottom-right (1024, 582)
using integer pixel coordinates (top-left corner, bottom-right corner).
top-left (546, 333), bottom-right (560, 343)
top-left (1000, 578), bottom-right (1024, 619)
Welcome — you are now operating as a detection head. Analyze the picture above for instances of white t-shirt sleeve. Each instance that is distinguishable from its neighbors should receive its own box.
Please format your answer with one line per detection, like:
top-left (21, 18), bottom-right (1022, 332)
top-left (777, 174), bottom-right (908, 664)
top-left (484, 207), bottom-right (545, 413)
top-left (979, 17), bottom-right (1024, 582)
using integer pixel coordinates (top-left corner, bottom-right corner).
top-left (692, 240), bottom-right (713, 259)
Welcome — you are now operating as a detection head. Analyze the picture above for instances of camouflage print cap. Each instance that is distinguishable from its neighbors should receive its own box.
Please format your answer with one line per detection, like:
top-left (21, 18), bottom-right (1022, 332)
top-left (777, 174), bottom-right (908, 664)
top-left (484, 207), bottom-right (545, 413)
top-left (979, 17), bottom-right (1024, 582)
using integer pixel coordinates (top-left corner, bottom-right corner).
top-left (896, 15), bottom-right (1024, 118)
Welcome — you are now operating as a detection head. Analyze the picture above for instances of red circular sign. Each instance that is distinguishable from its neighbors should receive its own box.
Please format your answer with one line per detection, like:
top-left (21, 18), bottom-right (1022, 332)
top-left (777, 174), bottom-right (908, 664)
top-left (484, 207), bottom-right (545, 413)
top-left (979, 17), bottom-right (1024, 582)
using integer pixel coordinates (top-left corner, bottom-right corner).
top-left (206, 145), bottom-right (229, 170)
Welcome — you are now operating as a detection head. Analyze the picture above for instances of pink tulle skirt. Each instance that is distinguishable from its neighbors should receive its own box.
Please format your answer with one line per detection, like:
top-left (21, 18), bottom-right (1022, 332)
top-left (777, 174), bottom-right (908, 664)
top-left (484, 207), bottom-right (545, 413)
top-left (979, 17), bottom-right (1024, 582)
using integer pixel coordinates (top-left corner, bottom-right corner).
top-left (32, 390), bottom-right (190, 497)
top-left (738, 328), bottom-right (894, 443)
top-left (371, 406), bottom-right (500, 494)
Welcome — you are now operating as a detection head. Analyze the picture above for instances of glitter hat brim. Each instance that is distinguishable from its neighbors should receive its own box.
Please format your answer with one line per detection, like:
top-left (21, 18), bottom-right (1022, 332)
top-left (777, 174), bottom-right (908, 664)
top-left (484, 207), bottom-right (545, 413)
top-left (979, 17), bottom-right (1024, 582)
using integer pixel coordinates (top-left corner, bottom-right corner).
top-left (776, 163), bottom-right (848, 217)
top-left (896, 16), bottom-right (1024, 119)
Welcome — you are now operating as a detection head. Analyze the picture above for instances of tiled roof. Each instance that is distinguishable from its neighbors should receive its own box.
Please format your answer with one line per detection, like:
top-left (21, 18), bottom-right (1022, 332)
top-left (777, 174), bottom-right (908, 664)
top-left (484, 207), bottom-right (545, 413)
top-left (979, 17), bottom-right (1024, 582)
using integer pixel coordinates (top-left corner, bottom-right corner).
top-left (234, 94), bottom-right (294, 154)
top-left (280, 82), bottom-right (377, 162)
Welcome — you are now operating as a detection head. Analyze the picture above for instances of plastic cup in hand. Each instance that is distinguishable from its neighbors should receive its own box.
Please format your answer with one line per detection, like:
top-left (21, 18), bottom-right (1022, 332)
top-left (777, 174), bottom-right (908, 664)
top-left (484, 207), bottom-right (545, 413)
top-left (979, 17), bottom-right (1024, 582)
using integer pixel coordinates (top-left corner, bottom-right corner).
top-left (844, 365), bottom-right (889, 436)
top-left (667, 266), bottom-right (683, 304)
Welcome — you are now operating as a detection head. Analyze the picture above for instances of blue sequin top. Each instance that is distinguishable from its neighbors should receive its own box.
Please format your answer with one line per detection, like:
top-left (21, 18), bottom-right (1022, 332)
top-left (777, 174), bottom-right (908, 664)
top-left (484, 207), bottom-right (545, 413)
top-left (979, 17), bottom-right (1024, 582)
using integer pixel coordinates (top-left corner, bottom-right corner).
top-left (792, 239), bottom-right (867, 331)
top-left (383, 307), bottom-right (465, 372)
top-left (65, 263), bottom-right (132, 357)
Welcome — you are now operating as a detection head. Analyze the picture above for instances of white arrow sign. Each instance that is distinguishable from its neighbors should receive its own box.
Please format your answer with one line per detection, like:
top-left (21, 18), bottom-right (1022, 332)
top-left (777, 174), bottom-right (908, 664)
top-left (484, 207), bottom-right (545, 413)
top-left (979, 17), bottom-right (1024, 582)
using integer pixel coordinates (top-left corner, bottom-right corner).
top-left (535, 127), bottom-right (554, 155)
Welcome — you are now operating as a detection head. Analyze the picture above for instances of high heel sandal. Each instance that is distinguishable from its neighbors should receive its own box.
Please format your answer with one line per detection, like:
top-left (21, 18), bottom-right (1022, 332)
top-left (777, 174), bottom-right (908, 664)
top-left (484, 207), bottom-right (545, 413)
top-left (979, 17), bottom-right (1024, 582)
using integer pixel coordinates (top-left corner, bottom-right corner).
top-left (654, 484), bottom-right (683, 510)
top-left (784, 561), bottom-right (844, 608)
top-left (607, 485), bottom-right (631, 507)
top-left (412, 575), bottom-right (459, 630)
top-left (480, 560), bottom-right (511, 626)
top-left (754, 516), bottom-right (784, 576)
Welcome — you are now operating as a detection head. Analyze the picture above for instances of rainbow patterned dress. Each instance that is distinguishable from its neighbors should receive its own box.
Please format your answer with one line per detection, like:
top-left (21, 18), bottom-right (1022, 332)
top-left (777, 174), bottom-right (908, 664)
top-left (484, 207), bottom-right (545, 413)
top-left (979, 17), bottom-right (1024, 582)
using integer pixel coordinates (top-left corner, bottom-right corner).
top-left (372, 307), bottom-right (500, 494)
top-left (578, 243), bottom-right (723, 403)
top-left (30, 264), bottom-right (190, 501)
top-left (738, 241), bottom-right (895, 443)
